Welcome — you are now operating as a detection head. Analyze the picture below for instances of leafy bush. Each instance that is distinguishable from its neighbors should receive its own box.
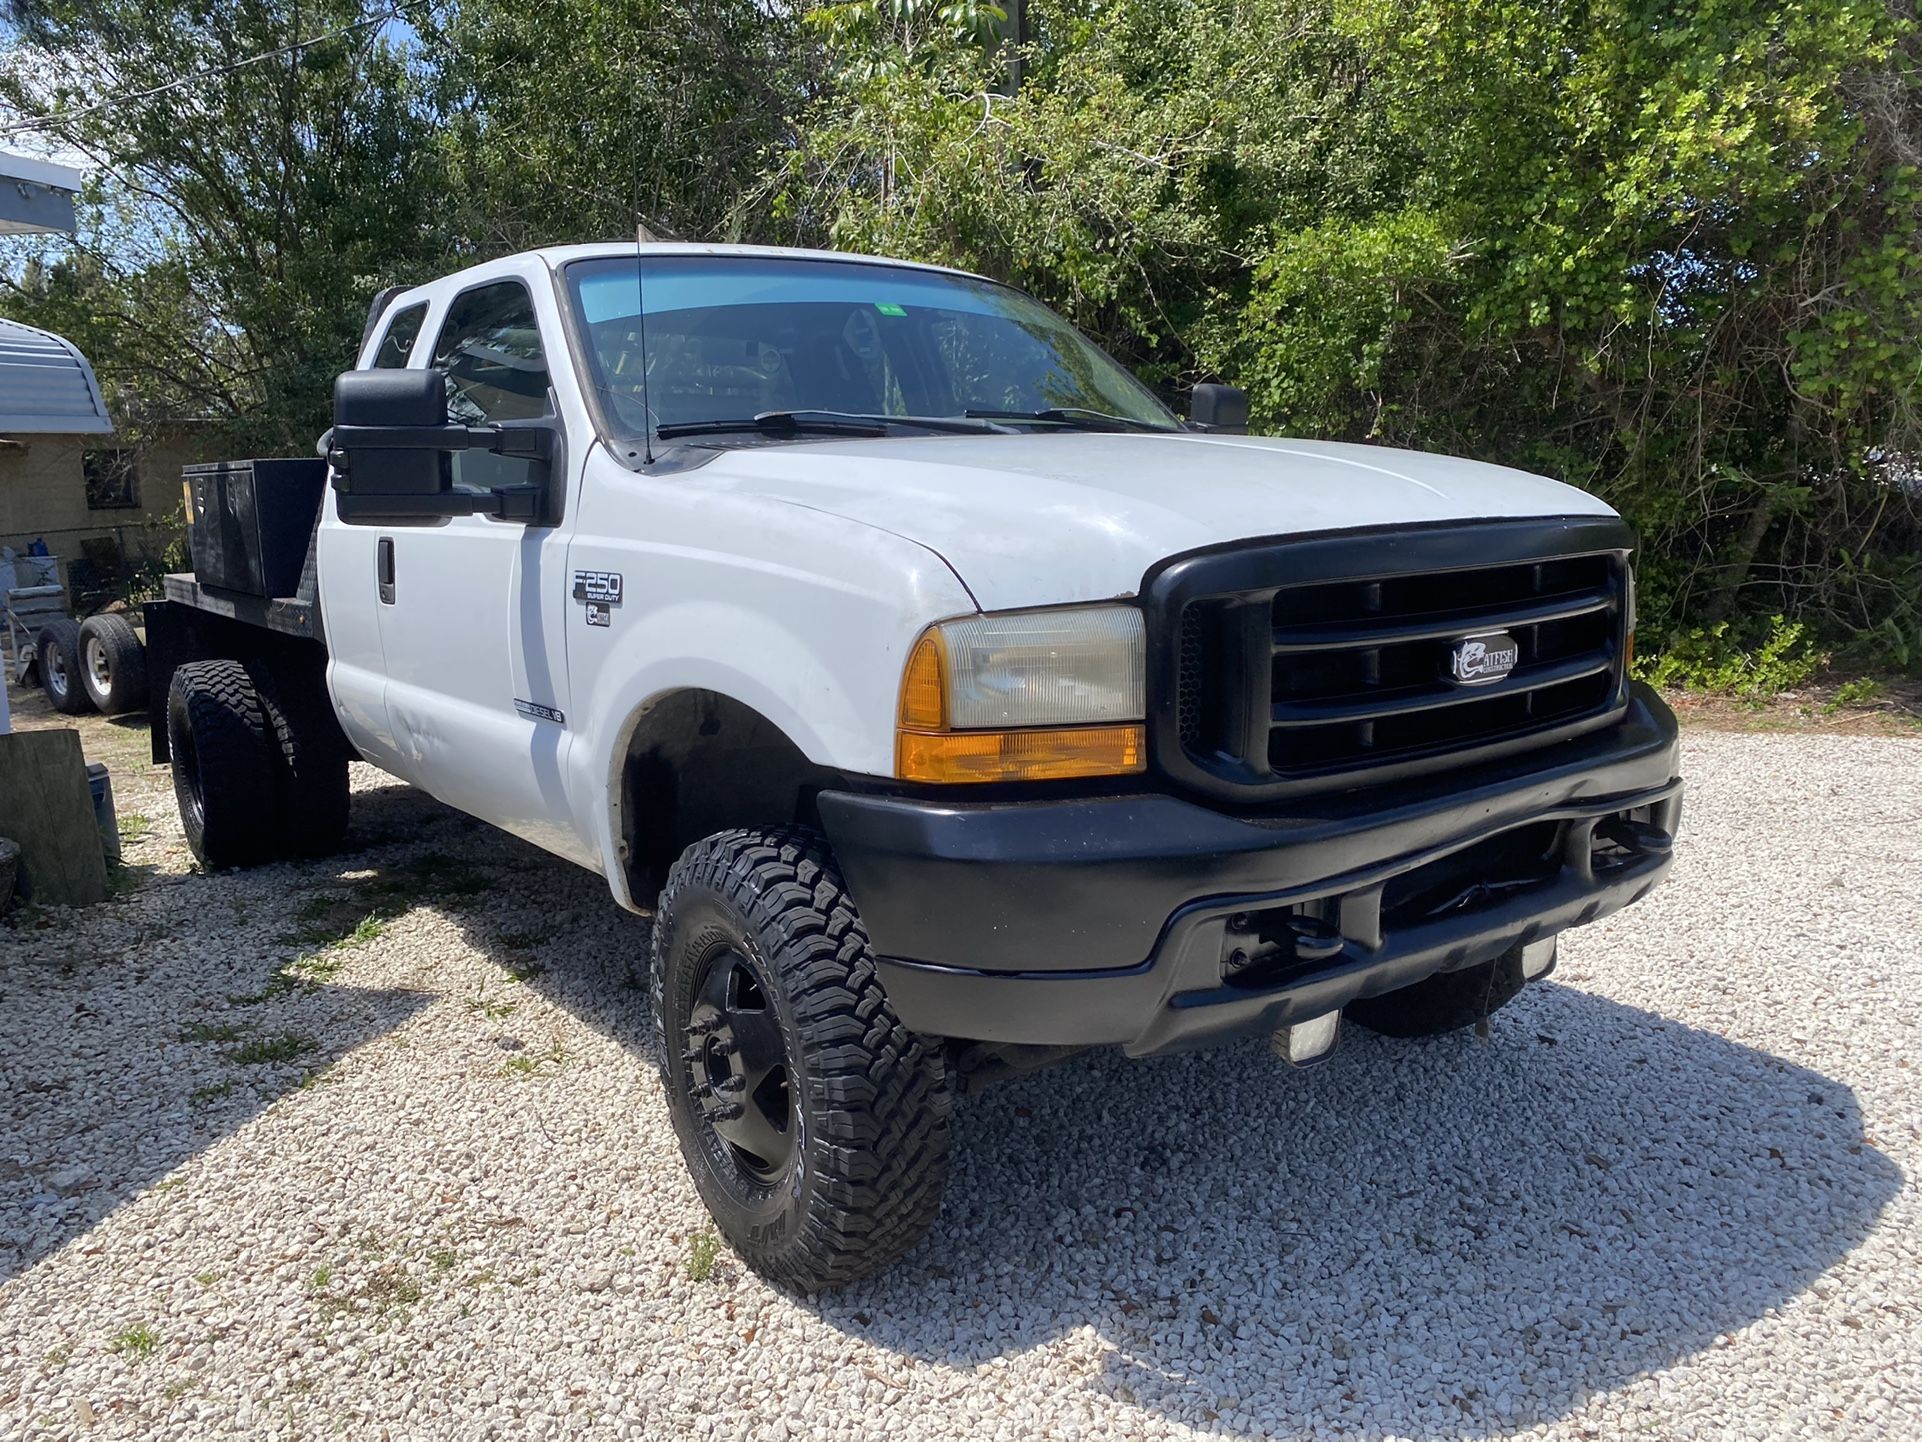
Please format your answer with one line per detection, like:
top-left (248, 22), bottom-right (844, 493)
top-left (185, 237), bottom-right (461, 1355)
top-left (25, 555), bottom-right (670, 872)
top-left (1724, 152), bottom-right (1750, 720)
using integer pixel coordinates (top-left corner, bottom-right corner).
top-left (1636, 617), bottom-right (1821, 699)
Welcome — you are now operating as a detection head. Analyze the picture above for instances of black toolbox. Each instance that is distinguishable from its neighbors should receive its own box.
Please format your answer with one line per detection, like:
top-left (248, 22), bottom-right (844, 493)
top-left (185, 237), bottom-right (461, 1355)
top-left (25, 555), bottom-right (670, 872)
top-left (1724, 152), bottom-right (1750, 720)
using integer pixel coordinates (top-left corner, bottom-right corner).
top-left (182, 458), bottom-right (326, 598)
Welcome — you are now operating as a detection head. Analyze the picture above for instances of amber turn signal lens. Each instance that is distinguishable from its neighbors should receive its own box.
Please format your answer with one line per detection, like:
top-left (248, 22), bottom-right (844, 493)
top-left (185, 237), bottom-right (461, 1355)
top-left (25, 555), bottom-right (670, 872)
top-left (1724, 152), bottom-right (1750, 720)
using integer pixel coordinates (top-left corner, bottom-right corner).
top-left (896, 724), bottom-right (1146, 783)
top-left (898, 631), bottom-right (947, 731)
top-left (1624, 630), bottom-right (1636, 674)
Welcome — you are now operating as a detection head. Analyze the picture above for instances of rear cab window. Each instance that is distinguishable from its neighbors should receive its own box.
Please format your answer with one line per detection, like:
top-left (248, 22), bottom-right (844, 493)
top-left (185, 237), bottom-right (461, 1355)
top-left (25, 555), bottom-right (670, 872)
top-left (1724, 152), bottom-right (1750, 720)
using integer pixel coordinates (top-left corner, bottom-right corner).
top-left (372, 302), bottom-right (428, 369)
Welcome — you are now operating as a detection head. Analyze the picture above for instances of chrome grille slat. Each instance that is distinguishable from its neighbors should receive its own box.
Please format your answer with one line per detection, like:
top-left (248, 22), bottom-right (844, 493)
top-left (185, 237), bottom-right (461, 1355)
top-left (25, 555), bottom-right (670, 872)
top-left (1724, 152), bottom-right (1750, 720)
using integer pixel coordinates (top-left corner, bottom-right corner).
top-left (1269, 586), bottom-right (1613, 654)
top-left (1269, 653), bottom-right (1615, 728)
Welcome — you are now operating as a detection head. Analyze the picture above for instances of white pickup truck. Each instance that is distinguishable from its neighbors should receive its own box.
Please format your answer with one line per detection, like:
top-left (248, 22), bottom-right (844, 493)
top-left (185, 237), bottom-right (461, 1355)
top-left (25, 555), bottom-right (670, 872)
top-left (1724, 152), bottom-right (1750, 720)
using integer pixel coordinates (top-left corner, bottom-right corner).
top-left (147, 242), bottom-right (1682, 1290)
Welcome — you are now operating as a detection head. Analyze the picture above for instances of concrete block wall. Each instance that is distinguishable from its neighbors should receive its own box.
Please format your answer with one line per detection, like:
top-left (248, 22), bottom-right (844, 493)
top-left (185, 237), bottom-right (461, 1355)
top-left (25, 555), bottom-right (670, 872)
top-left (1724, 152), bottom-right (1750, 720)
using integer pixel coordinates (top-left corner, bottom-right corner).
top-left (0, 430), bottom-right (211, 576)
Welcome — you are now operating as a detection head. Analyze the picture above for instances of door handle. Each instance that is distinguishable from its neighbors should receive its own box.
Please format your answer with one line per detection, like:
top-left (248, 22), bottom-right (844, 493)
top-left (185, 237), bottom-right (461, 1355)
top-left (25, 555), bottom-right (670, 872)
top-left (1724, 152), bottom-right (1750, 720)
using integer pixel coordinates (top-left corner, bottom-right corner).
top-left (377, 537), bottom-right (396, 605)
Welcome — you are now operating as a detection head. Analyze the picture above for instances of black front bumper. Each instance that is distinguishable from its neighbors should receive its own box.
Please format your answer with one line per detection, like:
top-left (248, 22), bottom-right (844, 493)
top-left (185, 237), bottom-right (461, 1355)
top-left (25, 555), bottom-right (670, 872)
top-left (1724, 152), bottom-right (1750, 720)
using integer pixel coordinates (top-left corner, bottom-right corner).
top-left (818, 684), bottom-right (1682, 1057)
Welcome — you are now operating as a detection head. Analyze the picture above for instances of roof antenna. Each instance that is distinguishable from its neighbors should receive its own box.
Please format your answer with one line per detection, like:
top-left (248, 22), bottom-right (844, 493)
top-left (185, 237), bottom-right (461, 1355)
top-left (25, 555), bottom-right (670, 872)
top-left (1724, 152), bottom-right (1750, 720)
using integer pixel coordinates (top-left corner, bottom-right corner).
top-left (635, 221), bottom-right (655, 464)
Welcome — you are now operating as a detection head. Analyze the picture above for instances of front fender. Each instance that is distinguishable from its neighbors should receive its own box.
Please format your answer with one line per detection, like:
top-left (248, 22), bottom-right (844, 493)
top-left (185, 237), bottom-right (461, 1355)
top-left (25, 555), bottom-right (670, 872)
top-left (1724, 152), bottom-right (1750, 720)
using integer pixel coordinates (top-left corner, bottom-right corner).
top-left (561, 467), bottom-right (978, 904)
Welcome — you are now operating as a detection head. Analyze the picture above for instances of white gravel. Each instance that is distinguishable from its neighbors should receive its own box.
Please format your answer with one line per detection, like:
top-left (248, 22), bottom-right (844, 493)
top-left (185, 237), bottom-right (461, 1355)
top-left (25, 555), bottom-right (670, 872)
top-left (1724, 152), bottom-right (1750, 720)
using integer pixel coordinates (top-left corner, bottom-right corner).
top-left (2, 718), bottom-right (1920, 1441)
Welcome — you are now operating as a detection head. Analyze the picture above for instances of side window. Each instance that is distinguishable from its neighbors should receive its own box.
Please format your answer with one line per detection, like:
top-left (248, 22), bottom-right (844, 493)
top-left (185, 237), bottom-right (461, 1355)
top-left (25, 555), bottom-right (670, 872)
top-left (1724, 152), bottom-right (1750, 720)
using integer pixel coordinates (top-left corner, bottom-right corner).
top-left (371, 302), bottom-right (428, 369)
top-left (430, 281), bottom-right (552, 491)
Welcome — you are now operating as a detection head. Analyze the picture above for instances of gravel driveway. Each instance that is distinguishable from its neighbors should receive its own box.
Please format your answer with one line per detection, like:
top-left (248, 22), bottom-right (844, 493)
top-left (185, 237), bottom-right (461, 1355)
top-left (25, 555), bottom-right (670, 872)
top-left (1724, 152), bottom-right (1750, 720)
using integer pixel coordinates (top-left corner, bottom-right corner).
top-left (2, 692), bottom-right (1918, 1441)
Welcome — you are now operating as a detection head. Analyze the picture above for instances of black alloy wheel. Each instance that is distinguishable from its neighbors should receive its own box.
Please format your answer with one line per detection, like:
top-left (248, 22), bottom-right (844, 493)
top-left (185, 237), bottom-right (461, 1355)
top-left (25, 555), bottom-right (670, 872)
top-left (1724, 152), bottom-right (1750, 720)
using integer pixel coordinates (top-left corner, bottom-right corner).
top-left (684, 944), bottom-right (797, 1184)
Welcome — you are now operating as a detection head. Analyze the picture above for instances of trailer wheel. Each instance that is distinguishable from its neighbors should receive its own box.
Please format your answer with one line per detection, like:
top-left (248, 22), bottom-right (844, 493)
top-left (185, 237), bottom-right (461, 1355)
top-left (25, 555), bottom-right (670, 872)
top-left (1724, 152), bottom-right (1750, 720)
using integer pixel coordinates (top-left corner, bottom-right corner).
top-left (1345, 947), bottom-right (1529, 1038)
top-left (247, 659), bottom-right (350, 857)
top-left (651, 826), bottom-right (951, 1291)
top-left (168, 660), bottom-right (282, 870)
top-left (36, 619), bottom-right (93, 715)
top-left (78, 614), bottom-right (148, 715)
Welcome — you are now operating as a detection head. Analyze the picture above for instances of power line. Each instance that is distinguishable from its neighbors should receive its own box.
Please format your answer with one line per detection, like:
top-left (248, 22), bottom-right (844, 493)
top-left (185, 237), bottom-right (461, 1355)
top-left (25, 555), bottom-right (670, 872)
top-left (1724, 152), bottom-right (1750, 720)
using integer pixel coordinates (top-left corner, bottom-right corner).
top-left (0, 1), bottom-right (429, 140)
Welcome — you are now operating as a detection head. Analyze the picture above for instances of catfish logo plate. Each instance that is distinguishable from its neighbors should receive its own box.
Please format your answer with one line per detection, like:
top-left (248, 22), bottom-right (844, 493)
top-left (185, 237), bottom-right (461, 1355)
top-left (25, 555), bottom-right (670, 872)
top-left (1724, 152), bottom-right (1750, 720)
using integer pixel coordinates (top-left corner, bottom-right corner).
top-left (1448, 631), bottom-right (1519, 686)
top-left (585, 602), bottom-right (611, 628)
top-left (572, 570), bottom-right (623, 606)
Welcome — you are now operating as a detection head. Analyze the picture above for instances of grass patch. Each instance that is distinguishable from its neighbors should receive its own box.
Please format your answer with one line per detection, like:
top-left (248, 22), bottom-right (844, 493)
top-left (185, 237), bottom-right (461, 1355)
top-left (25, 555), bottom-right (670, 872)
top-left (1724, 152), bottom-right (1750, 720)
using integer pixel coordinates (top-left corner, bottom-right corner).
top-left (307, 1266), bottom-right (333, 1291)
top-left (162, 1376), bottom-right (195, 1401)
top-left (502, 1042), bottom-right (566, 1078)
top-left (685, 1230), bottom-right (722, 1283)
top-left (224, 972), bottom-right (303, 1007)
top-left (429, 1248), bottom-right (459, 1275)
top-left (467, 996), bottom-right (518, 1022)
top-left (225, 1032), bottom-right (314, 1066)
top-left (178, 1020), bottom-right (248, 1044)
top-left (117, 813), bottom-right (150, 842)
top-left (1822, 676), bottom-right (1884, 712)
top-left (105, 861), bottom-right (147, 898)
top-left (193, 1272), bottom-right (219, 1287)
top-left (502, 957), bottom-right (547, 983)
top-left (298, 1062), bottom-right (343, 1091)
top-left (363, 1268), bottom-right (424, 1318)
top-left (190, 1078), bottom-right (237, 1104)
top-left (109, 1324), bottom-right (159, 1360)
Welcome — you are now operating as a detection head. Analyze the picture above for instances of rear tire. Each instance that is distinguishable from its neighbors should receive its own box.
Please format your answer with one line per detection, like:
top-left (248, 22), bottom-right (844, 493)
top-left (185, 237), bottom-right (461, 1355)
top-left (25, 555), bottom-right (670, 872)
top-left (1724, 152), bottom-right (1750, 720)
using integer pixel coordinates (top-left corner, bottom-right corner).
top-left (78, 614), bottom-right (148, 715)
top-left (247, 659), bottom-right (350, 857)
top-left (650, 826), bottom-right (951, 1291)
top-left (168, 660), bottom-right (282, 870)
top-left (36, 619), bottom-right (92, 715)
top-left (1345, 947), bottom-right (1529, 1038)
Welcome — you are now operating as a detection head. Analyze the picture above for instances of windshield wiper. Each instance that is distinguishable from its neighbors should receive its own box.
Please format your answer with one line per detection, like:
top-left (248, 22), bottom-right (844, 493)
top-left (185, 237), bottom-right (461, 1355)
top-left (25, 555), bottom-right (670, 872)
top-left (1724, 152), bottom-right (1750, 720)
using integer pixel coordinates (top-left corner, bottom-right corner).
top-left (654, 409), bottom-right (1000, 440)
top-left (962, 406), bottom-right (1172, 433)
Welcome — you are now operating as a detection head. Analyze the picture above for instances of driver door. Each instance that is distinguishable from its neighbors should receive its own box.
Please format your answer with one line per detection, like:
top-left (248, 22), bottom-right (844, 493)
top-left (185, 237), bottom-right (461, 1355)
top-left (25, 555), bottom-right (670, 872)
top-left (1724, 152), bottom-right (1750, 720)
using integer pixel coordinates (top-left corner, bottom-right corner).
top-left (372, 275), bottom-right (590, 864)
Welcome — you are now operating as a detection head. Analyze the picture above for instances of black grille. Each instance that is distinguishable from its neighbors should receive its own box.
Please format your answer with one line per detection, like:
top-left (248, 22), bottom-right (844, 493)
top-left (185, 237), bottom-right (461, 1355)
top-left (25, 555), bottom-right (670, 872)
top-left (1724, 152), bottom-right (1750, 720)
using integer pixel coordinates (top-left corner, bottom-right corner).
top-left (1158, 521), bottom-right (1632, 797)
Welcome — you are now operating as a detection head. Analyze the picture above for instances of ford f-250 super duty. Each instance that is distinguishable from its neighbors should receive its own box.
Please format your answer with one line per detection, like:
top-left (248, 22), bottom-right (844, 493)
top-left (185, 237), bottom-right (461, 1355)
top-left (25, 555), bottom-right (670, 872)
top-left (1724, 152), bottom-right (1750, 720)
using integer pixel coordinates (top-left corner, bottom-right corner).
top-left (145, 242), bottom-right (1682, 1290)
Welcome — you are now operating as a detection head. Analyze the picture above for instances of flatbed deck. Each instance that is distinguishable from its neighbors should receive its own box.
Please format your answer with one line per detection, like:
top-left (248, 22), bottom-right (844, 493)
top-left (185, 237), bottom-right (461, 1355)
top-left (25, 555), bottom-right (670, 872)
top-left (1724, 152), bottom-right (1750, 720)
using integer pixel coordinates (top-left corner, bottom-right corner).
top-left (161, 572), bottom-right (319, 641)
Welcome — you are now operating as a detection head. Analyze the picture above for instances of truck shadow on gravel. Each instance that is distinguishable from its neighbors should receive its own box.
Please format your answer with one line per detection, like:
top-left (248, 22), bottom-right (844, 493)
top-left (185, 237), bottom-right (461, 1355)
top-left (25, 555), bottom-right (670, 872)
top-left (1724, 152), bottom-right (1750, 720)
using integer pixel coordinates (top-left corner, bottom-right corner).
top-left (341, 777), bottom-right (1900, 1439)
top-left (0, 870), bottom-right (432, 1288)
top-left (811, 998), bottom-right (1901, 1437)
top-left (20, 772), bottom-right (1888, 1438)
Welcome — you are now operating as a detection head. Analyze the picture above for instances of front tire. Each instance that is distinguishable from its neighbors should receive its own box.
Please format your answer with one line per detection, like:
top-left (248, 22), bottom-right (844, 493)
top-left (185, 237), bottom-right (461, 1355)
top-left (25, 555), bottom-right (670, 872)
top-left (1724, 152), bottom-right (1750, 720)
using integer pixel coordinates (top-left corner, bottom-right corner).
top-left (168, 660), bottom-right (281, 870)
top-left (36, 619), bottom-right (92, 715)
top-left (1345, 946), bottom-right (1529, 1038)
top-left (78, 614), bottom-right (148, 715)
top-left (650, 827), bottom-right (951, 1291)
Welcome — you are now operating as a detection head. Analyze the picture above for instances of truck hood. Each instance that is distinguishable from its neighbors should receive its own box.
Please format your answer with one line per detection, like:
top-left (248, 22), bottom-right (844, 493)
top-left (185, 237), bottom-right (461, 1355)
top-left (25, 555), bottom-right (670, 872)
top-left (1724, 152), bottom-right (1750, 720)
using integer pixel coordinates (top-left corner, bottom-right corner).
top-left (692, 431), bottom-right (1617, 612)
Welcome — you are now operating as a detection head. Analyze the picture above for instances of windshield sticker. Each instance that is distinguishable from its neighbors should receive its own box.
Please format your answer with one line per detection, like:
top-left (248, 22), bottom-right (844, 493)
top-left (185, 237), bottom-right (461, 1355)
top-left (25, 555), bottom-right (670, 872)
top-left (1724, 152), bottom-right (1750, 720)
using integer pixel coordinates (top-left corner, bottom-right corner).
top-left (873, 302), bottom-right (907, 317)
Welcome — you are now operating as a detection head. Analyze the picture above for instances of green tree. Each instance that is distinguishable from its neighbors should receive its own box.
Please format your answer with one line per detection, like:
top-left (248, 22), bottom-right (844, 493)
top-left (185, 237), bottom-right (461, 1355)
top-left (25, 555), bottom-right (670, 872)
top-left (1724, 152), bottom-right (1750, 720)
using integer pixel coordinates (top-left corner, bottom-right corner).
top-left (423, 0), bottom-right (808, 248)
top-left (0, 0), bottom-right (449, 453)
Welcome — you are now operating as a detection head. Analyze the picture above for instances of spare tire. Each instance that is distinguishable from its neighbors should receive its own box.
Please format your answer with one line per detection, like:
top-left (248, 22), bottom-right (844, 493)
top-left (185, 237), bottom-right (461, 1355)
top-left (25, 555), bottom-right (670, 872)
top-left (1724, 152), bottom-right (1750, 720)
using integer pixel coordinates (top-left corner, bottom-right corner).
top-left (35, 619), bottom-right (93, 715)
top-left (78, 613), bottom-right (148, 715)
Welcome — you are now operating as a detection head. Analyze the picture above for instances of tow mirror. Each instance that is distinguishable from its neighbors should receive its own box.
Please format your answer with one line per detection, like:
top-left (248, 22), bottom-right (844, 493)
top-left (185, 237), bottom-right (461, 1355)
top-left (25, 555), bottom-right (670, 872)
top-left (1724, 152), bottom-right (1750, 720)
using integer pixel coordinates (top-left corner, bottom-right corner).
top-left (331, 369), bottom-right (450, 512)
top-left (1189, 383), bottom-right (1249, 435)
top-left (328, 368), bottom-right (559, 525)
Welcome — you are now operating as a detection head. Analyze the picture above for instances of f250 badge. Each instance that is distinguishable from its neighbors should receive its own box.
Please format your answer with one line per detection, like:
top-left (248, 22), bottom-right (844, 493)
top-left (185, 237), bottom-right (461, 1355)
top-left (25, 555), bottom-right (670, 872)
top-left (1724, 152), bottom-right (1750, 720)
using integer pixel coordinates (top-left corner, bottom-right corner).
top-left (572, 570), bottom-right (623, 628)
top-left (1448, 631), bottom-right (1519, 686)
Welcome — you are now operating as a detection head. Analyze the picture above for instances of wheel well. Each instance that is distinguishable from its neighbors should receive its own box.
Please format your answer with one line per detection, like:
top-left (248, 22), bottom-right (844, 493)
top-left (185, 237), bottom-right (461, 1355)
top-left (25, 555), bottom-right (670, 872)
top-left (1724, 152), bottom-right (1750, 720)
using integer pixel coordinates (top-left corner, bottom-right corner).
top-left (619, 691), bottom-right (843, 906)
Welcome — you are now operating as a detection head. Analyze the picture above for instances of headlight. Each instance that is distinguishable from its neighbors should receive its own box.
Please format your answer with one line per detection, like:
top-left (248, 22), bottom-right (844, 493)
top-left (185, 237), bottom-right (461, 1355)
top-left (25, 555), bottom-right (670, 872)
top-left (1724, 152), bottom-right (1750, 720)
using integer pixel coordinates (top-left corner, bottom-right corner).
top-left (897, 605), bottom-right (1147, 782)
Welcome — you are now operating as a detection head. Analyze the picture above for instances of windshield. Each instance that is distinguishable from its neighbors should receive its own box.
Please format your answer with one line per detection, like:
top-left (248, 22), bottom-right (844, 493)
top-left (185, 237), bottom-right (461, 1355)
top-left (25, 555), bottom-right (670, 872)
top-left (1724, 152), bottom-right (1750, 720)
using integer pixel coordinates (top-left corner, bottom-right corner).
top-left (561, 254), bottom-right (1181, 441)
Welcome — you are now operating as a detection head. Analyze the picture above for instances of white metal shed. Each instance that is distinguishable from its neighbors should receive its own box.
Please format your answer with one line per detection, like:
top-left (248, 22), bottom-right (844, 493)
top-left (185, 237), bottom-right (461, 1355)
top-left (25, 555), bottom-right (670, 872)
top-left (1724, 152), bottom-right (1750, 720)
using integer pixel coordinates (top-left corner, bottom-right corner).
top-left (0, 317), bottom-right (112, 435)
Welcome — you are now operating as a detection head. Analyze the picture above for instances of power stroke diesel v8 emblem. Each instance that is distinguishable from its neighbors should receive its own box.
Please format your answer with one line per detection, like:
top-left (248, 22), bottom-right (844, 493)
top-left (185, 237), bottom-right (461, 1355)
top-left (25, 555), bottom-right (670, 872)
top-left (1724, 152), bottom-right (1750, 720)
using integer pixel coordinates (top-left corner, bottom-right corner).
top-left (1448, 631), bottom-right (1519, 686)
